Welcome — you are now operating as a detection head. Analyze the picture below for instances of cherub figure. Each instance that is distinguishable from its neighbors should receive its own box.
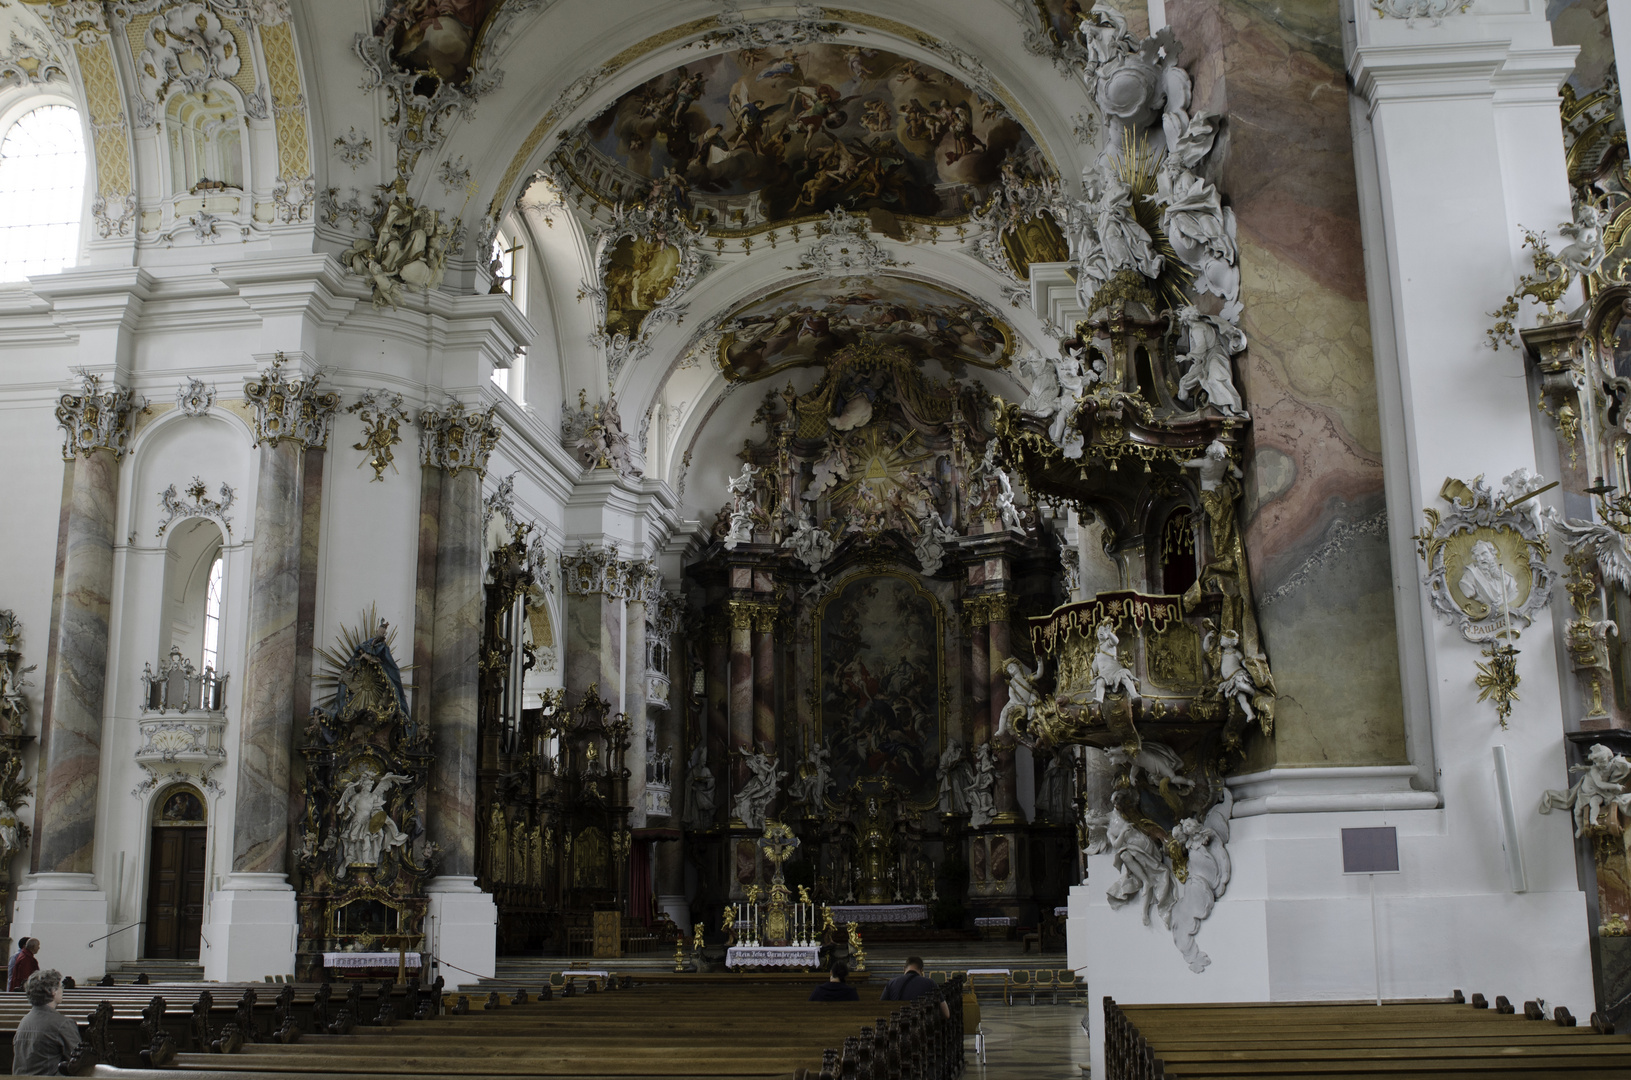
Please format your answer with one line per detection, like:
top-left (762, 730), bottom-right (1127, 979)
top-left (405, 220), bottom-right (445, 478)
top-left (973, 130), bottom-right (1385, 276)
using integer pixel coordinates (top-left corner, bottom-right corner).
top-left (1089, 621), bottom-right (1140, 703)
top-left (997, 657), bottom-right (1044, 738)
top-left (1210, 629), bottom-right (1260, 723)
top-left (1541, 743), bottom-right (1631, 836)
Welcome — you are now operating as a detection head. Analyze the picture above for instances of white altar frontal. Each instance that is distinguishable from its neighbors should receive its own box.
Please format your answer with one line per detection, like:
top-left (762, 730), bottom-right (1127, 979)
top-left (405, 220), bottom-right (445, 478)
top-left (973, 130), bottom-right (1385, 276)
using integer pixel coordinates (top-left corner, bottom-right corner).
top-left (726, 946), bottom-right (821, 969)
top-left (827, 904), bottom-right (927, 924)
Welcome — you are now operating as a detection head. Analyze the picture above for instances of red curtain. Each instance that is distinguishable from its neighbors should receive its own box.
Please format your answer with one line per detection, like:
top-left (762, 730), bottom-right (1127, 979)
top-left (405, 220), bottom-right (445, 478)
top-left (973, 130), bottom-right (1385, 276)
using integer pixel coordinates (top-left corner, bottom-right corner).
top-left (630, 840), bottom-right (653, 926)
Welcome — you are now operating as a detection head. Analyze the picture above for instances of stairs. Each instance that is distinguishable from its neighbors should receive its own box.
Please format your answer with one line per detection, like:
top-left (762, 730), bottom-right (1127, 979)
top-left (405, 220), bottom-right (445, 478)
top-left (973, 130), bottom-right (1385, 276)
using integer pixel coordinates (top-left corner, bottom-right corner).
top-left (113, 959), bottom-right (205, 982)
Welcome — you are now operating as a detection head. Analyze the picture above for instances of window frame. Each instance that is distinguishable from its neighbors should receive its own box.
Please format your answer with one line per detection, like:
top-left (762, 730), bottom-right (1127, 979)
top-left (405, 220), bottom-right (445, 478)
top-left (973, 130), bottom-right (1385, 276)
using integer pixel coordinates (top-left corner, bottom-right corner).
top-left (0, 90), bottom-right (90, 282)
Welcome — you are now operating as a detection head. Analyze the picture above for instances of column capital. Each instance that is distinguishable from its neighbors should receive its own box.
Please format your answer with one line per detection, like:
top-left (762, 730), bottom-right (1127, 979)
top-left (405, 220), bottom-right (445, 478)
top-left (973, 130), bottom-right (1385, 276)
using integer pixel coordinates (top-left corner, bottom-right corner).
top-left (418, 400), bottom-right (502, 476)
top-left (55, 370), bottom-right (146, 460)
top-left (243, 353), bottom-right (340, 449)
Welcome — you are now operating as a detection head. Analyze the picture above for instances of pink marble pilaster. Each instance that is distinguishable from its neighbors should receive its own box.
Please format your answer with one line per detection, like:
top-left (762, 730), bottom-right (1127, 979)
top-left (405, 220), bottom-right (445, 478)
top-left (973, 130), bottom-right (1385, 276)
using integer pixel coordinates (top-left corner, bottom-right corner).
top-left (429, 466), bottom-right (484, 877)
top-left (231, 438), bottom-right (304, 875)
top-left (35, 448), bottom-right (119, 874)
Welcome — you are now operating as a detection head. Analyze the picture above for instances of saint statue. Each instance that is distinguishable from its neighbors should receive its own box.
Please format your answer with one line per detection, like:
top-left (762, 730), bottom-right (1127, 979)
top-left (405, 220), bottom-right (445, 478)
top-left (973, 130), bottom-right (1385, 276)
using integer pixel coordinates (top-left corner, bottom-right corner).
top-left (936, 740), bottom-right (976, 814)
top-left (733, 749), bottom-right (785, 830)
top-left (1089, 621), bottom-right (1140, 703)
top-left (968, 742), bottom-right (998, 828)
top-left (684, 744), bottom-right (716, 829)
top-left (337, 768), bottom-right (411, 867)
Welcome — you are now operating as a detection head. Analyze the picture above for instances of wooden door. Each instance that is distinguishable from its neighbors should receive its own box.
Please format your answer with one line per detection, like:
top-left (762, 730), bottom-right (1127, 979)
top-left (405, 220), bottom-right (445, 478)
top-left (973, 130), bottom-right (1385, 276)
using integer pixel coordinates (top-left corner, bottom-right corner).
top-left (146, 827), bottom-right (207, 960)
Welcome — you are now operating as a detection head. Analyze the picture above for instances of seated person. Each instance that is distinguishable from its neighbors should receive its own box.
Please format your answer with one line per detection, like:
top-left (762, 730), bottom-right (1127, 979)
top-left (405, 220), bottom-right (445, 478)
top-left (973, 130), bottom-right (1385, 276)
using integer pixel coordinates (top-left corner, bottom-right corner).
top-left (808, 961), bottom-right (859, 1001)
top-left (12, 968), bottom-right (84, 1076)
top-left (881, 955), bottom-right (949, 1018)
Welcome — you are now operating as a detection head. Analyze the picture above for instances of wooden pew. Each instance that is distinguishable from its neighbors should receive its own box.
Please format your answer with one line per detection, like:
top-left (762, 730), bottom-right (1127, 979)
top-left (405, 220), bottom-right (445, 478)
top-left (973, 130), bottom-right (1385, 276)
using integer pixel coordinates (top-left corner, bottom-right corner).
top-left (1106, 993), bottom-right (1631, 1079)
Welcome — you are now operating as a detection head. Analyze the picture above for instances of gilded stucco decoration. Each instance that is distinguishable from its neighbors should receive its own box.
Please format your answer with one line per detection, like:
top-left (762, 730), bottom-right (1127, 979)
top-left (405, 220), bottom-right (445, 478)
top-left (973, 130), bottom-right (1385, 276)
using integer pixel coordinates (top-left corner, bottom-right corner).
top-left (573, 177), bottom-right (711, 379)
top-left (131, 3), bottom-right (242, 127)
top-left (418, 400), bottom-right (501, 477)
top-left (0, 27), bottom-right (70, 87)
top-left (259, 18), bottom-right (314, 223)
top-left (155, 476), bottom-right (236, 537)
top-left (55, 371), bottom-right (147, 459)
top-left (242, 354), bottom-right (340, 449)
top-left (1414, 473), bottom-right (1556, 643)
top-left (345, 389), bottom-right (411, 482)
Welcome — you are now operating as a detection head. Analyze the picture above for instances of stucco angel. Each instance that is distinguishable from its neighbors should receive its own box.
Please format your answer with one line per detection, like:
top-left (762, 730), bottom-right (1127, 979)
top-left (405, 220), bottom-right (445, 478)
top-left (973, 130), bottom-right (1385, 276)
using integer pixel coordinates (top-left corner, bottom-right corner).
top-left (997, 656), bottom-right (1045, 739)
top-left (1207, 628), bottom-right (1271, 725)
top-left (337, 770), bottom-right (412, 867)
top-left (1540, 743), bottom-right (1631, 836)
top-left (1105, 788), bottom-right (1175, 927)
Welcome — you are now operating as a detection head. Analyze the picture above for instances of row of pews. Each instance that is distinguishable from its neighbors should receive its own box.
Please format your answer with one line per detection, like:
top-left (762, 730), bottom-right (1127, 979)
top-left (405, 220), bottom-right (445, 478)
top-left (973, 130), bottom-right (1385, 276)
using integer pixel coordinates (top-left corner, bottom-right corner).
top-left (3, 973), bottom-right (964, 1079)
top-left (1106, 992), bottom-right (1631, 1079)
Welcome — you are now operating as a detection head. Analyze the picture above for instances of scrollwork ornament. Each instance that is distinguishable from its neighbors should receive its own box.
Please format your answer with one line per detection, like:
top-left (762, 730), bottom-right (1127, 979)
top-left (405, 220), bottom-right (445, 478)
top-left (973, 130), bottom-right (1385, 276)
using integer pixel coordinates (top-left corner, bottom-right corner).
top-left (1371, 0), bottom-right (1472, 26)
top-left (55, 371), bottom-right (146, 460)
top-left (176, 378), bottom-right (215, 417)
top-left (1414, 472), bottom-right (1556, 643)
top-left (242, 355), bottom-right (340, 449)
top-left (156, 477), bottom-right (236, 537)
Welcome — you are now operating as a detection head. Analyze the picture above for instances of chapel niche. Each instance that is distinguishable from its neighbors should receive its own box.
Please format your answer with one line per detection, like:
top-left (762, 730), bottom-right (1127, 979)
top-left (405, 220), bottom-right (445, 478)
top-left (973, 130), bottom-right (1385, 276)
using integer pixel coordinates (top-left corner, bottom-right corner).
top-left (164, 89), bottom-right (245, 193)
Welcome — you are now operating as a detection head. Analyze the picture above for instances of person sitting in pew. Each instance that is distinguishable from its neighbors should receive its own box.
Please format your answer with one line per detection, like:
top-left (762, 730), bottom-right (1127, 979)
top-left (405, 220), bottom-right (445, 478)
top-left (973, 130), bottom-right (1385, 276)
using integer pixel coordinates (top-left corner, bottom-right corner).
top-left (9, 936), bottom-right (38, 992)
top-left (12, 969), bottom-right (84, 1076)
top-left (880, 956), bottom-right (949, 1018)
top-left (808, 962), bottom-right (859, 1002)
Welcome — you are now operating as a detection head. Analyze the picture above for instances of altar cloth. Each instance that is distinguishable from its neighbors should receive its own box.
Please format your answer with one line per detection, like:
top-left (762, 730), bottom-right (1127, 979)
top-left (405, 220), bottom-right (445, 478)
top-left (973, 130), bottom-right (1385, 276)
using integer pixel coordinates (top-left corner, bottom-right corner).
top-left (726, 945), bottom-right (820, 969)
top-left (827, 904), bottom-right (927, 924)
top-left (322, 952), bottom-right (422, 968)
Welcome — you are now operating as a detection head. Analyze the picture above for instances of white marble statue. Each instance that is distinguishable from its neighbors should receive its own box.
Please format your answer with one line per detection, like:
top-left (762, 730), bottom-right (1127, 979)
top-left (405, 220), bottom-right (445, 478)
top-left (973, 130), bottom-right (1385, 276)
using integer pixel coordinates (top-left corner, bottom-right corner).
top-left (1089, 621), bottom-right (1141, 703)
top-left (969, 741), bottom-right (998, 828)
top-left (728, 462), bottom-right (758, 507)
top-left (937, 740), bottom-right (977, 814)
top-left (783, 513), bottom-right (835, 573)
top-left (1540, 743), bottom-right (1631, 837)
top-left (1557, 201), bottom-right (1607, 278)
top-left (1499, 467), bottom-right (1551, 538)
top-left (733, 748), bottom-right (785, 830)
top-left (1095, 170), bottom-right (1163, 280)
top-left (1081, 809), bottom-right (1111, 856)
top-left (1211, 629), bottom-right (1262, 724)
top-left (1182, 439), bottom-right (1240, 494)
top-left (981, 445), bottom-right (1024, 532)
top-left (1018, 350), bottom-right (1060, 415)
top-left (343, 196), bottom-right (456, 309)
top-left (1058, 532), bottom-right (1083, 598)
top-left (1038, 751), bottom-right (1076, 823)
top-left (1174, 306), bottom-right (1248, 417)
top-left (1155, 170), bottom-right (1238, 302)
top-left (724, 508), bottom-right (756, 550)
top-left (787, 741), bottom-right (832, 809)
top-left (997, 656), bottom-right (1044, 739)
top-left (337, 769), bottom-right (411, 866)
top-left (1169, 788), bottom-right (1234, 973)
top-left (684, 744), bottom-right (715, 829)
top-left (1105, 788), bottom-right (1175, 927)
top-left (914, 509), bottom-right (956, 575)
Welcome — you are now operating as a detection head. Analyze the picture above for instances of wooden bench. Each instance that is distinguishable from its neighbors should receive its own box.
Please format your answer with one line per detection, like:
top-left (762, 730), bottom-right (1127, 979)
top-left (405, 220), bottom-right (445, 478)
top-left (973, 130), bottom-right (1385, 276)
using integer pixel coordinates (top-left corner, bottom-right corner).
top-left (1106, 992), bottom-right (1631, 1079)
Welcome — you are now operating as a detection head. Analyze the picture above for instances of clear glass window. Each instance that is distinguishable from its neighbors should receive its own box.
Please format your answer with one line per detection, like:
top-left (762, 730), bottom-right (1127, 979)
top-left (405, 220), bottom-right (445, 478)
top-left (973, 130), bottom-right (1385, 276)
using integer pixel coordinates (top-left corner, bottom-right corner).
top-left (201, 553), bottom-right (223, 672)
top-left (0, 104), bottom-right (86, 282)
top-left (490, 229), bottom-right (526, 395)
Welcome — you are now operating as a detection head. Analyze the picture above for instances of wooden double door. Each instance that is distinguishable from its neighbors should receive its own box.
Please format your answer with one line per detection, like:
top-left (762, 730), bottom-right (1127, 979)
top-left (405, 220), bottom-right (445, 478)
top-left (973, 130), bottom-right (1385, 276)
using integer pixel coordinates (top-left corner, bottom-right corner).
top-left (145, 826), bottom-right (206, 960)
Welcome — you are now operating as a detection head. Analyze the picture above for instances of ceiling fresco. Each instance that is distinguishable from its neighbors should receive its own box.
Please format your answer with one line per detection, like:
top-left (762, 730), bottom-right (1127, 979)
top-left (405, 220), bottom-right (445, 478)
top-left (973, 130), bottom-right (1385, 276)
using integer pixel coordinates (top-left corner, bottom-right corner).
top-left (715, 276), bottom-right (1014, 382)
top-left (554, 43), bottom-right (1051, 234)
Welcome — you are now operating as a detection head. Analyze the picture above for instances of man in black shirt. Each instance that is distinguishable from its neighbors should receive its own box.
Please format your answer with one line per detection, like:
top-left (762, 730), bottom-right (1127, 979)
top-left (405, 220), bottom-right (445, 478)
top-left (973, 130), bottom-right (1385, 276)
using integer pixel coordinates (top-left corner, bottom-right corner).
top-left (808, 962), bottom-right (859, 1001)
top-left (880, 956), bottom-right (949, 1018)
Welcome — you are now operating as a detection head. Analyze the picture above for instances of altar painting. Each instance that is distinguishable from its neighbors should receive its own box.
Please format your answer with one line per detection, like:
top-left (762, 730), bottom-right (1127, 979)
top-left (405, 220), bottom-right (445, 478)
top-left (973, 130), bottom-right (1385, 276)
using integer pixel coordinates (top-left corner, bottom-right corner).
top-left (818, 574), bottom-right (943, 805)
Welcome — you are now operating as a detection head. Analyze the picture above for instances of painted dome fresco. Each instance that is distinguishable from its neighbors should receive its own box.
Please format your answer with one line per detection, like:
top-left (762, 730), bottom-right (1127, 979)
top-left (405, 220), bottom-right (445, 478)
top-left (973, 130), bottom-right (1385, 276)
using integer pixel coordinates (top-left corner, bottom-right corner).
top-left (552, 43), bottom-right (1051, 234)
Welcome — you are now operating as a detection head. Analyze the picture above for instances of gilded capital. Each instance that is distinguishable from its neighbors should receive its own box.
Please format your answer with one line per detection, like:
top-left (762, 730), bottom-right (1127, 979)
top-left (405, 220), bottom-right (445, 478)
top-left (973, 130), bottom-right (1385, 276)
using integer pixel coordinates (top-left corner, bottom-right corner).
top-left (962, 596), bottom-right (991, 629)
top-left (728, 600), bottom-right (756, 630)
top-left (418, 401), bottom-right (502, 477)
top-left (55, 371), bottom-right (145, 460)
top-left (243, 356), bottom-right (340, 449)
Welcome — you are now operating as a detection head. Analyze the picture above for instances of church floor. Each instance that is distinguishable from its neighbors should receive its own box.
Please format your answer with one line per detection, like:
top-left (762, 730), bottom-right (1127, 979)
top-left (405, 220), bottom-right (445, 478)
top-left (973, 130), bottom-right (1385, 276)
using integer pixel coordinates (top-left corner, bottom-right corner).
top-left (969, 1004), bottom-right (1090, 1078)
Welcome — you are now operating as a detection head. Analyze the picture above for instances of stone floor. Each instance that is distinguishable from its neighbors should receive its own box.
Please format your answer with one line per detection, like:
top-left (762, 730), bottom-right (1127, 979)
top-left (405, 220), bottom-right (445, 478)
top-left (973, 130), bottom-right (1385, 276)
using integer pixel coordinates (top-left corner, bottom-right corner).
top-left (967, 1004), bottom-right (1091, 1078)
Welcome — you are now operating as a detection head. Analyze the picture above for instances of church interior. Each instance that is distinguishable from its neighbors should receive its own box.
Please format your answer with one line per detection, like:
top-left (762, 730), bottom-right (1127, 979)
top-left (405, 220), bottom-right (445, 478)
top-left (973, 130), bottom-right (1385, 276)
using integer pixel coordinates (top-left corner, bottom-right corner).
top-left (4, 0), bottom-right (1631, 1076)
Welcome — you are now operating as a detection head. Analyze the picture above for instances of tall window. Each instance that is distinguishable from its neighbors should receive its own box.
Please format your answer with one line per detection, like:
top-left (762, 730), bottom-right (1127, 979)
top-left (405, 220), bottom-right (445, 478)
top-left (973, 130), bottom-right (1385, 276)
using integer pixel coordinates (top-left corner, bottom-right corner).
top-left (490, 229), bottom-right (525, 396)
top-left (0, 104), bottom-right (86, 282)
top-left (201, 553), bottom-right (223, 672)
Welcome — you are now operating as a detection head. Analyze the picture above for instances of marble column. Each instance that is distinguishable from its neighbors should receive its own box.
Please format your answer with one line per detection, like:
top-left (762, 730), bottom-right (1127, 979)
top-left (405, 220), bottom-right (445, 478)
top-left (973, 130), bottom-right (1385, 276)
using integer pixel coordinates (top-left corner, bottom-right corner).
top-left (429, 466), bottom-right (483, 877)
top-left (230, 437), bottom-right (305, 876)
top-left (967, 604), bottom-right (990, 744)
top-left (752, 608), bottom-right (776, 752)
top-left (988, 601), bottom-right (1019, 822)
top-left (35, 447), bottom-right (119, 874)
top-left (707, 618), bottom-right (730, 824)
top-left (728, 601), bottom-right (754, 801)
top-left (625, 588), bottom-right (648, 829)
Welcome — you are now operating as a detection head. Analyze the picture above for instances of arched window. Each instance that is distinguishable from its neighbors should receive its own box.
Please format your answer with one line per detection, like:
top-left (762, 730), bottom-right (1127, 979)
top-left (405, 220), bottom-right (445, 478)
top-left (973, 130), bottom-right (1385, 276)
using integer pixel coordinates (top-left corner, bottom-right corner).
top-left (201, 552), bottom-right (224, 672)
top-left (490, 228), bottom-right (525, 398)
top-left (0, 104), bottom-right (85, 281)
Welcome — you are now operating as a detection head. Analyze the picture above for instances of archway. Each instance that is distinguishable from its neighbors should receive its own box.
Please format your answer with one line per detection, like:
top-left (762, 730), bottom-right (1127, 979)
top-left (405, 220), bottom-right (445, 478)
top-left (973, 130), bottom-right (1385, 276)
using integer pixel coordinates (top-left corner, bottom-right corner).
top-left (143, 784), bottom-right (208, 961)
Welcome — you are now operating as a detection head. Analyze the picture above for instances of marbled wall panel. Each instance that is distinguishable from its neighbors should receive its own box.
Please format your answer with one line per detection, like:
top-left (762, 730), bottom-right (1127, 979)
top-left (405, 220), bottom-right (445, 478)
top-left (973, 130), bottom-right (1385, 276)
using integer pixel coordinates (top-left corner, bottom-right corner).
top-left (231, 440), bottom-right (303, 875)
top-left (36, 450), bottom-right (118, 874)
top-left (429, 468), bottom-right (483, 877)
top-left (1169, 0), bottom-right (1407, 767)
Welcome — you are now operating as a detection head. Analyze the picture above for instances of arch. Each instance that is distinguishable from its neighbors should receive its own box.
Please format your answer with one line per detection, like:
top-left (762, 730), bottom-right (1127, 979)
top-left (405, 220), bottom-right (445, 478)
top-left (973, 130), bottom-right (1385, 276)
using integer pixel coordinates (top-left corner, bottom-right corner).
top-left (151, 783), bottom-right (208, 826)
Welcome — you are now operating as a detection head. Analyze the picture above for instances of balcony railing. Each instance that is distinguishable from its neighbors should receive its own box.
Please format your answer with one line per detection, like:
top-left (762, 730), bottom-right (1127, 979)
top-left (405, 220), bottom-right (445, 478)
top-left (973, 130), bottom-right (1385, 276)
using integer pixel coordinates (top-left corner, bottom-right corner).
top-left (140, 646), bottom-right (228, 714)
top-left (137, 647), bottom-right (228, 766)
